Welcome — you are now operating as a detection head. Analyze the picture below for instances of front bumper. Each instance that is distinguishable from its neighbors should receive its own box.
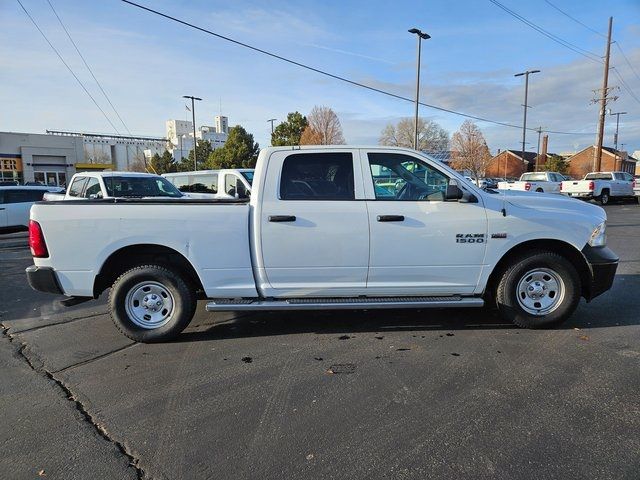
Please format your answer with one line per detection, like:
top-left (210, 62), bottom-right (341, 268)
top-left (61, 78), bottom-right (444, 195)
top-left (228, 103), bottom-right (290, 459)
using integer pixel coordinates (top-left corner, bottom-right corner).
top-left (26, 266), bottom-right (64, 295)
top-left (581, 245), bottom-right (618, 300)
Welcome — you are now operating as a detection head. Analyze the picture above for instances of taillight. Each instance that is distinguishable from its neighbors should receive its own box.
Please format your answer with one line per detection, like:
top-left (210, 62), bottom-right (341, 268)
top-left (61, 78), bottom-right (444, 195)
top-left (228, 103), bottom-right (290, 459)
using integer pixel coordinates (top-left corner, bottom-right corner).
top-left (29, 220), bottom-right (49, 258)
top-left (588, 181), bottom-right (595, 191)
top-left (524, 182), bottom-right (531, 191)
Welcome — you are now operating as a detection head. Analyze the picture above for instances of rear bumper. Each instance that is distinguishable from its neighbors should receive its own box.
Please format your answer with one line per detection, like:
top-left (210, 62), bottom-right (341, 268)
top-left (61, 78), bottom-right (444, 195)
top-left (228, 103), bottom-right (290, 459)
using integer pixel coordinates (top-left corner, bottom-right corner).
top-left (26, 265), bottom-right (64, 295)
top-left (581, 245), bottom-right (618, 300)
top-left (563, 192), bottom-right (594, 198)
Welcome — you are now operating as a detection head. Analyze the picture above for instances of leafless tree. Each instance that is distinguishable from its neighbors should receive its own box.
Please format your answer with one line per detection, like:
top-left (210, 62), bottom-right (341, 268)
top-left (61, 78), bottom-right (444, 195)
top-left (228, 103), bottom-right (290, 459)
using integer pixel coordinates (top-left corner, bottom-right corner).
top-left (379, 118), bottom-right (449, 151)
top-left (300, 106), bottom-right (346, 145)
top-left (450, 120), bottom-right (491, 183)
top-left (126, 151), bottom-right (148, 172)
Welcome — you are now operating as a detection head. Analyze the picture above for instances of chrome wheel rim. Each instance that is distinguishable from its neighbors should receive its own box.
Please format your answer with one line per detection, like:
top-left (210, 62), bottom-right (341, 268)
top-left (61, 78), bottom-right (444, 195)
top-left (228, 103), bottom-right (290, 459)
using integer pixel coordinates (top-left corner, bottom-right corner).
top-left (125, 281), bottom-right (175, 329)
top-left (516, 268), bottom-right (565, 316)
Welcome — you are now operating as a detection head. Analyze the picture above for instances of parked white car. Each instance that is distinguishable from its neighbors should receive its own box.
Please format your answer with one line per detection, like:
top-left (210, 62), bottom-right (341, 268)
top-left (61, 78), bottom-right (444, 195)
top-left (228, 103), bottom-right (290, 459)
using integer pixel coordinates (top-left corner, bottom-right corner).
top-left (560, 171), bottom-right (635, 205)
top-left (498, 171), bottom-right (564, 194)
top-left (43, 171), bottom-right (185, 201)
top-left (27, 146), bottom-right (618, 343)
top-left (0, 186), bottom-right (63, 230)
top-left (163, 169), bottom-right (253, 199)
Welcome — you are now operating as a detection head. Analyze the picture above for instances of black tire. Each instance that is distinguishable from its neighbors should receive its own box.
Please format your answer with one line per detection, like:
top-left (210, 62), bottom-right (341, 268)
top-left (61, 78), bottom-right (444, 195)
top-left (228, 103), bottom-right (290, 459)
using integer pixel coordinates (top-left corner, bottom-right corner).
top-left (495, 251), bottom-right (581, 328)
top-left (109, 264), bottom-right (197, 343)
top-left (599, 189), bottom-right (610, 205)
top-left (535, 188), bottom-right (544, 193)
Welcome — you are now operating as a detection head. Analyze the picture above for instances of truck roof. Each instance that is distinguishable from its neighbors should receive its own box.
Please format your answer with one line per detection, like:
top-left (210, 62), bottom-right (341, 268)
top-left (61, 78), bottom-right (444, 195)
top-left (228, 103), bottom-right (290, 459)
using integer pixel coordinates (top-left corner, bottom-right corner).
top-left (75, 171), bottom-right (161, 178)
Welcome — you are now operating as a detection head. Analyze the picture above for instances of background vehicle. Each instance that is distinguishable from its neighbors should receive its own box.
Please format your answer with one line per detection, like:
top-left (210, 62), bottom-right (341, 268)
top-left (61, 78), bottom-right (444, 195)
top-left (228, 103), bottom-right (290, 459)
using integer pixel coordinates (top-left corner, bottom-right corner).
top-left (43, 172), bottom-right (184, 201)
top-left (498, 171), bottom-right (564, 193)
top-left (634, 175), bottom-right (640, 203)
top-left (27, 146), bottom-right (617, 343)
top-left (560, 171), bottom-right (635, 205)
top-left (0, 186), bottom-right (63, 230)
top-left (163, 169), bottom-right (253, 199)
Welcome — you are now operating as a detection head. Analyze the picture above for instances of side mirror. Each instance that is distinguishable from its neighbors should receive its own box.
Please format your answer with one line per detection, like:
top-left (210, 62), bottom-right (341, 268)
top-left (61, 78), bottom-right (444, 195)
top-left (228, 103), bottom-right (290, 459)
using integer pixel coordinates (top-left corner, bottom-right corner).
top-left (445, 184), bottom-right (464, 201)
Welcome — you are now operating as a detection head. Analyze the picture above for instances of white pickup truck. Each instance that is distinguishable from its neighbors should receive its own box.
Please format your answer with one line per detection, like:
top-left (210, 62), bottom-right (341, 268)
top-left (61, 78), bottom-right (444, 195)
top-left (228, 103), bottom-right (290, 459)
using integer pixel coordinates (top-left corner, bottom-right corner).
top-left (26, 146), bottom-right (618, 343)
top-left (560, 171), bottom-right (636, 205)
top-left (43, 171), bottom-right (185, 201)
top-left (497, 171), bottom-right (564, 193)
top-left (163, 169), bottom-right (253, 199)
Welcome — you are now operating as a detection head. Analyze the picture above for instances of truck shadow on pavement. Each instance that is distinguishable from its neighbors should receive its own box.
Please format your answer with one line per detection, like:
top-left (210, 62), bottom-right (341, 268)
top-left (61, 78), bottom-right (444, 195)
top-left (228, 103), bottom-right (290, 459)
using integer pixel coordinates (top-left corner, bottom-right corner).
top-left (175, 274), bottom-right (640, 343)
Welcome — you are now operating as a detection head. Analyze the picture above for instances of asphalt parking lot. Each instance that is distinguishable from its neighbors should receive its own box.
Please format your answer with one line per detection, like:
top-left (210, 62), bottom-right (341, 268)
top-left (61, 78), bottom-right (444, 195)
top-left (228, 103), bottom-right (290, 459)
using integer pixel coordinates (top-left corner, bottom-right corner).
top-left (1, 203), bottom-right (639, 480)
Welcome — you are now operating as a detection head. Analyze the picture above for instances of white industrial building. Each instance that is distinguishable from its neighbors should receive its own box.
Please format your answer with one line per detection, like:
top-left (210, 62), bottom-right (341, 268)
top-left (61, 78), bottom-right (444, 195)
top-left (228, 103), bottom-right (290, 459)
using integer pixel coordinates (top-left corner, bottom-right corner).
top-left (166, 115), bottom-right (229, 161)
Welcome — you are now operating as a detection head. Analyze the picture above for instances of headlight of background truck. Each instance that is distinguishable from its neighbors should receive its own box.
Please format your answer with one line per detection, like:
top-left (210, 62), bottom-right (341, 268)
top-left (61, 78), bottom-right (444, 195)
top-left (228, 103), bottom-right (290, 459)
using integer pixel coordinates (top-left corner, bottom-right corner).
top-left (589, 222), bottom-right (607, 247)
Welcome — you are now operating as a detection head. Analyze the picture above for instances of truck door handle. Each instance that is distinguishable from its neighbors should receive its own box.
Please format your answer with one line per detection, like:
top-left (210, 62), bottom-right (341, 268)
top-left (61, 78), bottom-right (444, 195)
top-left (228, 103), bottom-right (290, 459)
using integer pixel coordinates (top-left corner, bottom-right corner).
top-left (0, 208), bottom-right (5, 210)
top-left (377, 215), bottom-right (404, 222)
top-left (269, 215), bottom-right (296, 222)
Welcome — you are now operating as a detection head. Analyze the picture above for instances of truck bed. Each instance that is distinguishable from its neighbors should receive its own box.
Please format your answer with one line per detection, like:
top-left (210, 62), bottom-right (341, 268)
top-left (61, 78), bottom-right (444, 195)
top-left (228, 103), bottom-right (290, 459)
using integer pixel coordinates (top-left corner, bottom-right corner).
top-left (30, 198), bottom-right (256, 298)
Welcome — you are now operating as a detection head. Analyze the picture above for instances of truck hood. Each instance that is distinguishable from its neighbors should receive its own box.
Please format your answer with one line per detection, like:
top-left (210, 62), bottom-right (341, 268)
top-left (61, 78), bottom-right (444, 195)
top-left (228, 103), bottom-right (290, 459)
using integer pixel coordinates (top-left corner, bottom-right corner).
top-left (496, 190), bottom-right (606, 222)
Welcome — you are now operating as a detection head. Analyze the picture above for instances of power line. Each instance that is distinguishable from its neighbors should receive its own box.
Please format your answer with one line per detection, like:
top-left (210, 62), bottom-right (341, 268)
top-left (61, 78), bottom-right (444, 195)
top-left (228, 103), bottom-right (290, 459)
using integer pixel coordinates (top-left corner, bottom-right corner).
top-left (542, 0), bottom-right (606, 38)
top-left (121, 0), bottom-right (594, 136)
top-left (16, 0), bottom-right (120, 134)
top-left (46, 0), bottom-right (131, 134)
top-left (488, 0), bottom-right (602, 63)
top-left (614, 43), bottom-right (640, 84)
top-left (612, 68), bottom-right (640, 105)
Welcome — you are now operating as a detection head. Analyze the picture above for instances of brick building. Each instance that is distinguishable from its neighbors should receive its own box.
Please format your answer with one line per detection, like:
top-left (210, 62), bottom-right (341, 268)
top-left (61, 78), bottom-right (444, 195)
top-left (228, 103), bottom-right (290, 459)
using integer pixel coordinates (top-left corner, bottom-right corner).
top-left (565, 146), bottom-right (636, 179)
top-left (485, 150), bottom-right (540, 179)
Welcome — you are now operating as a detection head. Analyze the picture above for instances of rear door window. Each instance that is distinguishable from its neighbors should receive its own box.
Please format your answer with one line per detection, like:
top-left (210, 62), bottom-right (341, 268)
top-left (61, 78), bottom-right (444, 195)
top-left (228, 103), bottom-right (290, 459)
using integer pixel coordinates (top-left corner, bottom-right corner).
top-left (5, 189), bottom-right (39, 203)
top-left (280, 153), bottom-right (354, 200)
top-left (68, 177), bottom-right (88, 197)
top-left (83, 178), bottom-right (101, 198)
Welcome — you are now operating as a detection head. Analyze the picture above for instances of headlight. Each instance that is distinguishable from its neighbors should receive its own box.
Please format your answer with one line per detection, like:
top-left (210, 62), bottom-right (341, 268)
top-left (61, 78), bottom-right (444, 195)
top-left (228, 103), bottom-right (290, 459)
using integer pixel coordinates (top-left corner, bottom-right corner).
top-left (589, 221), bottom-right (606, 247)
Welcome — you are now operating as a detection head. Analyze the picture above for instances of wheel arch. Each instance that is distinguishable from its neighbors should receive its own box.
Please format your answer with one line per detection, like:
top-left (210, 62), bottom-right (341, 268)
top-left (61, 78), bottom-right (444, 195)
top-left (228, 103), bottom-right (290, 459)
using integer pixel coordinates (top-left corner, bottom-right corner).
top-left (93, 244), bottom-right (204, 298)
top-left (485, 239), bottom-right (592, 302)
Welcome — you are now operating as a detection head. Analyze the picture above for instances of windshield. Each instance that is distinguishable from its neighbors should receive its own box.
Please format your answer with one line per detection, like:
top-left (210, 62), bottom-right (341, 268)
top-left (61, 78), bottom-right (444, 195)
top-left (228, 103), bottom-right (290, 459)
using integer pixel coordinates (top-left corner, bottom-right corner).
top-left (240, 171), bottom-right (254, 185)
top-left (521, 173), bottom-right (547, 181)
top-left (103, 176), bottom-right (183, 198)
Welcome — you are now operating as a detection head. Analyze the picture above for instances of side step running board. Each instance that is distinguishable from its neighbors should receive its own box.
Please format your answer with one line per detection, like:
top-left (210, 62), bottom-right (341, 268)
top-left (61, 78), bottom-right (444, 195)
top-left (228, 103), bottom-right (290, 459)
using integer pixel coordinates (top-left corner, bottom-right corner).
top-left (206, 296), bottom-right (484, 312)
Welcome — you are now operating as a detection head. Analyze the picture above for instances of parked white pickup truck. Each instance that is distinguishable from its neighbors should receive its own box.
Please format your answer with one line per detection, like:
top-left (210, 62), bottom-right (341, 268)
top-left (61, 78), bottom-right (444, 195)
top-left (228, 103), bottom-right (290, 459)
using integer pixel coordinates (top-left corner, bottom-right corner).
top-left (498, 171), bottom-right (564, 193)
top-left (560, 171), bottom-right (635, 205)
top-left (43, 171), bottom-right (185, 201)
top-left (163, 169), bottom-right (253, 199)
top-left (26, 146), bottom-right (618, 342)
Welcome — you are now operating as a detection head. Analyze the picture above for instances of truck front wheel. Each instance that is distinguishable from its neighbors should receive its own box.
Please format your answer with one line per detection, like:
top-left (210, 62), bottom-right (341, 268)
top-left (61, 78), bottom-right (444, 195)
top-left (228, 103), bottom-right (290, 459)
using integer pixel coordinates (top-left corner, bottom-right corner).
top-left (495, 251), bottom-right (581, 328)
top-left (109, 265), bottom-right (197, 342)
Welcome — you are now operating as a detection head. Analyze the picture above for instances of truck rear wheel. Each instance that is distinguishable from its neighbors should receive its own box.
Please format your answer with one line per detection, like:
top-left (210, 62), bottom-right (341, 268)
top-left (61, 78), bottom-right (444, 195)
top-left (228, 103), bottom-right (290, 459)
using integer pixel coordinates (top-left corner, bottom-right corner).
top-left (495, 251), bottom-right (581, 328)
top-left (109, 264), bottom-right (197, 342)
top-left (599, 189), bottom-right (610, 205)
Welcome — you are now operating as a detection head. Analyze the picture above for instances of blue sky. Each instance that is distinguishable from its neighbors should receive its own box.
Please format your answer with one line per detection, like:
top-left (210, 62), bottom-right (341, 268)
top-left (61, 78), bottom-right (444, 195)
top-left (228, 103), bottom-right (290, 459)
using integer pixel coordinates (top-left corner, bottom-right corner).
top-left (1, 0), bottom-right (639, 154)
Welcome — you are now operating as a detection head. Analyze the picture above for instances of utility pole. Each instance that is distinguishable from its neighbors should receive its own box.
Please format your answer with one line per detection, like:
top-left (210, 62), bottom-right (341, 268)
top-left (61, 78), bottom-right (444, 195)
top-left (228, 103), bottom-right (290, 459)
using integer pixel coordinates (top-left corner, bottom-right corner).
top-left (409, 28), bottom-right (430, 151)
top-left (514, 70), bottom-right (540, 166)
top-left (183, 95), bottom-right (202, 170)
top-left (593, 17), bottom-right (613, 172)
top-left (535, 127), bottom-right (543, 171)
top-left (609, 110), bottom-right (627, 171)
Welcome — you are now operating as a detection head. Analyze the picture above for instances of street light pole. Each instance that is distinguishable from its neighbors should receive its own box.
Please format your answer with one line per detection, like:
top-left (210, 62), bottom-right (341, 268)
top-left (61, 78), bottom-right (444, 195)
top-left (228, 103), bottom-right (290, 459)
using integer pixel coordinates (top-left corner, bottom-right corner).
top-left (267, 118), bottom-right (277, 134)
top-left (409, 28), bottom-right (430, 151)
top-left (183, 95), bottom-right (202, 170)
top-left (267, 118), bottom-right (277, 145)
top-left (514, 70), bottom-right (540, 165)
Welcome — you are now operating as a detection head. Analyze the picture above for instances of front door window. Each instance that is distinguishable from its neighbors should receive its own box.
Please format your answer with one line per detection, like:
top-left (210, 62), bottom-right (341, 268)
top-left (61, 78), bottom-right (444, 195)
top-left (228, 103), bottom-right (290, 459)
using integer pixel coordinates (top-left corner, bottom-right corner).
top-left (368, 153), bottom-right (449, 201)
